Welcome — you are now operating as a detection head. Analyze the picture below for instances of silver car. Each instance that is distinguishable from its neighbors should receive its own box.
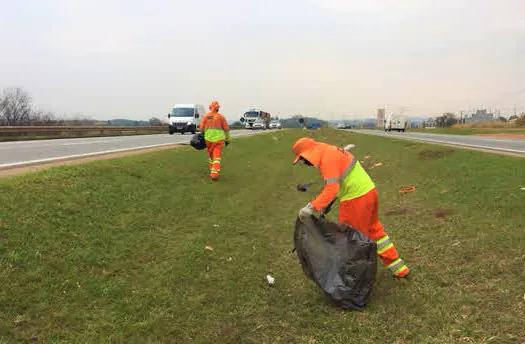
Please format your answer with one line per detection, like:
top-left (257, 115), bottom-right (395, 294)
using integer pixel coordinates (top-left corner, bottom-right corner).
top-left (269, 120), bottom-right (282, 129)
top-left (252, 119), bottom-right (267, 130)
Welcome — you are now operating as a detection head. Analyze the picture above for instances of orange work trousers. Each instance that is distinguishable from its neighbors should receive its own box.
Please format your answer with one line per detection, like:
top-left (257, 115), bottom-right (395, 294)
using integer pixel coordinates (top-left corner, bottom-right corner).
top-left (205, 140), bottom-right (224, 179)
top-left (338, 188), bottom-right (409, 277)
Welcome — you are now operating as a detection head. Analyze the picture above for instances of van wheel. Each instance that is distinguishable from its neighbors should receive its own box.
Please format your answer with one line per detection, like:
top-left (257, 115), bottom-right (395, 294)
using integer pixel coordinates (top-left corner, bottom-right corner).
top-left (181, 131), bottom-right (185, 135)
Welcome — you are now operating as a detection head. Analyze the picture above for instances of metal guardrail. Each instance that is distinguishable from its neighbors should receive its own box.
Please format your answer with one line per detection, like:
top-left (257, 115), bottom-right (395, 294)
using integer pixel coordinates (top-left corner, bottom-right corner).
top-left (0, 126), bottom-right (167, 138)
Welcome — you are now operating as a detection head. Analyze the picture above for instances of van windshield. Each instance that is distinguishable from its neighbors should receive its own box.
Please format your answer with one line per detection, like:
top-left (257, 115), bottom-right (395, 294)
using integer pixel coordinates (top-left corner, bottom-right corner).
top-left (244, 111), bottom-right (259, 118)
top-left (171, 108), bottom-right (194, 117)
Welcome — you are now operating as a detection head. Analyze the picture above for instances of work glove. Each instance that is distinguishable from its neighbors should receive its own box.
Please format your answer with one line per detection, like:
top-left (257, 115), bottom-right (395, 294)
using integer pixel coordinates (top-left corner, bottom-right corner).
top-left (298, 203), bottom-right (316, 222)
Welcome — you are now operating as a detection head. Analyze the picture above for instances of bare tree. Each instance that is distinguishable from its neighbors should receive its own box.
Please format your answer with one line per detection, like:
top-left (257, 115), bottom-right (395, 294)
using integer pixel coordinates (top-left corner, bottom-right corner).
top-left (0, 88), bottom-right (33, 125)
top-left (30, 110), bottom-right (56, 125)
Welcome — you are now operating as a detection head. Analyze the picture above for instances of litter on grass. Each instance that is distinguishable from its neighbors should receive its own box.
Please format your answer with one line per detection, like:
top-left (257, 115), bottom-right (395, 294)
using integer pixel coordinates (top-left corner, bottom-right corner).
top-left (399, 186), bottom-right (416, 193)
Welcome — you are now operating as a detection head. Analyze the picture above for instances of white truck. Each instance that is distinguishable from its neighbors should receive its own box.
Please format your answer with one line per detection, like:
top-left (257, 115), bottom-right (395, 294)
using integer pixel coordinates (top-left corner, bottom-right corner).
top-left (384, 115), bottom-right (408, 132)
top-left (240, 109), bottom-right (271, 129)
top-left (167, 104), bottom-right (206, 135)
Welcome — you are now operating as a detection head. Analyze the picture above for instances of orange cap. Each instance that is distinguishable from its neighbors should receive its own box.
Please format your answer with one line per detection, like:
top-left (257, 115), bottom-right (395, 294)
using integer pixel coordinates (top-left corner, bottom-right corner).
top-left (209, 100), bottom-right (220, 112)
top-left (292, 137), bottom-right (317, 164)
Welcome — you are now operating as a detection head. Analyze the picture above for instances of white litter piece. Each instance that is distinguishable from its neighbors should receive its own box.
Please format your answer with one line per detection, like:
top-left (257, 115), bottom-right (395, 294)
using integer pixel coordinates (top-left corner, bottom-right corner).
top-left (521, 187), bottom-right (525, 191)
top-left (213, 224), bottom-right (220, 228)
top-left (266, 273), bottom-right (275, 285)
top-left (343, 144), bottom-right (355, 151)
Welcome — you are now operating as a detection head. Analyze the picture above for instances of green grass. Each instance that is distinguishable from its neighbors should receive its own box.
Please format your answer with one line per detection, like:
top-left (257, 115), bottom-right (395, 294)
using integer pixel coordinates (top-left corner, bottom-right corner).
top-left (1, 129), bottom-right (524, 343)
top-left (409, 127), bottom-right (525, 135)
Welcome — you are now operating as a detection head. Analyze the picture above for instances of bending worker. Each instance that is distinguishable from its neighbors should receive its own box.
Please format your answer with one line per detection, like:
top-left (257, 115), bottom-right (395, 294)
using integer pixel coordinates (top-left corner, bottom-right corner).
top-left (199, 100), bottom-right (230, 180)
top-left (292, 137), bottom-right (410, 278)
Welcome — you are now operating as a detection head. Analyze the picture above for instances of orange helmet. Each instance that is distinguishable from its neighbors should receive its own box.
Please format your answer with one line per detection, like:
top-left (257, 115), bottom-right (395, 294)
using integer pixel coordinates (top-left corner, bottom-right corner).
top-left (209, 100), bottom-right (220, 112)
top-left (292, 137), bottom-right (317, 165)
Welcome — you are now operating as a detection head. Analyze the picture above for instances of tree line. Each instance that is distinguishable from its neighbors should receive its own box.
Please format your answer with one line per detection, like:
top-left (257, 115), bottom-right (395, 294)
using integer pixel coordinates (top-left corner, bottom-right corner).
top-left (0, 88), bottom-right (164, 126)
top-left (428, 112), bottom-right (525, 128)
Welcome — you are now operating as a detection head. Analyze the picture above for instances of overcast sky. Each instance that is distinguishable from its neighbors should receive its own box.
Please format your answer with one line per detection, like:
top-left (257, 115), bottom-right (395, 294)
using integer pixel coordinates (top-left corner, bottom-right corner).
top-left (1, 0), bottom-right (525, 121)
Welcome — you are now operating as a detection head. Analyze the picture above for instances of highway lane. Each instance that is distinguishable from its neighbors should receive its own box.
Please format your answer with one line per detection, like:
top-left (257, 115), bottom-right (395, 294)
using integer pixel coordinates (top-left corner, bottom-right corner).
top-left (0, 130), bottom-right (264, 169)
top-left (348, 129), bottom-right (525, 156)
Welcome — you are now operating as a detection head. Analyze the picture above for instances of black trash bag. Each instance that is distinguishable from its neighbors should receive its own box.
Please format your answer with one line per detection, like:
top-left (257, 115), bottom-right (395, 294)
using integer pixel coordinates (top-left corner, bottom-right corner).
top-left (190, 133), bottom-right (206, 150)
top-left (293, 216), bottom-right (377, 310)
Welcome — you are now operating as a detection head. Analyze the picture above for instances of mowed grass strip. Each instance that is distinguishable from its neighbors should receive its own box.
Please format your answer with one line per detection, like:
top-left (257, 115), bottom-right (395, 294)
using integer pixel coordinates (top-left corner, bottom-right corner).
top-left (0, 129), bottom-right (524, 343)
top-left (409, 127), bottom-right (525, 136)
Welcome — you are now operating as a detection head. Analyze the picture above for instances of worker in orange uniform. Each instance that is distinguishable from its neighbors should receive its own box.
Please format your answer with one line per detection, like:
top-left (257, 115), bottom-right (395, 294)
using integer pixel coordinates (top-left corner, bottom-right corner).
top-left (292, 137), bottom-right (410, 278)
top-left (199, 101), bottom-right (230, 180)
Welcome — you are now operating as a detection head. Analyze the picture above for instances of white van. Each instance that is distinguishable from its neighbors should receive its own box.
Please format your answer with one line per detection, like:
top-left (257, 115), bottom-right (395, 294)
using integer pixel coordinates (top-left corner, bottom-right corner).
top-left (384, 115), bottom-right (408, 132)
top-left (168, 104), bottom-right (206, 135)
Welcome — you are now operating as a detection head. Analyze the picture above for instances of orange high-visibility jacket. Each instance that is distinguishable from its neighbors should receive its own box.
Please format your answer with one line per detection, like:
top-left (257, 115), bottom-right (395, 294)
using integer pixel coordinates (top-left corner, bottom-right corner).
top-left (300, 142), bottom-right (375, 211)
top-left (199, 112), bottom-right (230, 143)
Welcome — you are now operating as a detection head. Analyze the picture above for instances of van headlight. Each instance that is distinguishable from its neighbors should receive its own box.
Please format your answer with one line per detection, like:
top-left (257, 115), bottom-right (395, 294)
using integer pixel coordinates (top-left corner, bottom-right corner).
top-left (187, 122), bottom-right (192, 126)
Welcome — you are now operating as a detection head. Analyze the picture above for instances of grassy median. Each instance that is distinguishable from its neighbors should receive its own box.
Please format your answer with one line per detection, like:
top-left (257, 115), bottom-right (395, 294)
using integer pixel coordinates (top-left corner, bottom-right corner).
top-left (0, 129), bottom-right (524, 343)
top-left (409, 127), bottom-right (525, 136)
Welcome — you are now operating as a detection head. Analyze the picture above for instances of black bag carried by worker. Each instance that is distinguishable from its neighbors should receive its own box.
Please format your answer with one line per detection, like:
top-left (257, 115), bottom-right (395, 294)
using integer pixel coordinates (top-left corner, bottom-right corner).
top-left (293, 216), bottom-right (377, 310)
top-left (190, 133), bottom-right (206, 150)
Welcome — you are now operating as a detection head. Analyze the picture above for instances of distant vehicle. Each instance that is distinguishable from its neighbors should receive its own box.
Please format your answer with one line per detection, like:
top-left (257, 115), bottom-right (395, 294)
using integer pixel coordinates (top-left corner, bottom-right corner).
top-left (385, 115), bottom-right (408, 132)
top-left (269, 119), bottom-right (282, 129)
top-left (336, 123), bottom-right (345, 129)
top-left (307, 123), bottom-right (322, 130)
top-left (240, 109), bottom-right (271, 129)
top-left (252, 119), bottom-right (267, 130)
top-left (168, 104), bottom-right (205, 135)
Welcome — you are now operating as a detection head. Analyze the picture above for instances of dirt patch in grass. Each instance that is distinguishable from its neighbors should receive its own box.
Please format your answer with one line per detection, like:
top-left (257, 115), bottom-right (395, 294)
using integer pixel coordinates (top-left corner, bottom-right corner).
top-left (383, 208), bottom-right (410, 216)
top-left (417, 149), bottom-right (456, 160)
top-left (217, 325), bottom-right (235, 338)
top-left (433, 208), bottom-right (456, 218)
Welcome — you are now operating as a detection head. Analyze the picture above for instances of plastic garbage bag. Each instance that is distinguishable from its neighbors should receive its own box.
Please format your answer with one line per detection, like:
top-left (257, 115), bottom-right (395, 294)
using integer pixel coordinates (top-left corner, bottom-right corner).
top-left (293, 216), bottom-right (377, 310)
top-left (190, 133), bottom-right (206, 150)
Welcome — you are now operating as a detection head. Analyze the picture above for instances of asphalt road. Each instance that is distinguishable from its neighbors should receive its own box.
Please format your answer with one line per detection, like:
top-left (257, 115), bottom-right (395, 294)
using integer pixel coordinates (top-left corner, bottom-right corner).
top-left (348, 129), bottom-right (525, 156)
top-left (0, 130), bottom-right (264, 169)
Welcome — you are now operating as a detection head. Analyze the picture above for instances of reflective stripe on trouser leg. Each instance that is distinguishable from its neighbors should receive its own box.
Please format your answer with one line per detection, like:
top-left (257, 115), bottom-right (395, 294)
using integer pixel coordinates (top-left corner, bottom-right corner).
top-left (387, 258), bottom-right (409, 277)
top-left (209, 142), bottom-right (223, 179)
top-left (210, 161), bottom-right (221, 178)
top-left (375, 234), bottom-right (409, 276)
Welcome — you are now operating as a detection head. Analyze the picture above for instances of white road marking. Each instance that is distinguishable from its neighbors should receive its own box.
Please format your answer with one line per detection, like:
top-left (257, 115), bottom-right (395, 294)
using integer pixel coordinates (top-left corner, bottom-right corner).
top-left (351, 130), bottom-right (525, 155)
top-left (0, 142), bottom-right (183, 170)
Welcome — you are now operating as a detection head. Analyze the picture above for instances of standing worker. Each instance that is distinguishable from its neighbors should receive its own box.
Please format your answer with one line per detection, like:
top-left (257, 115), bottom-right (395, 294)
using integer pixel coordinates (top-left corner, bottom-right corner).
top-left (292, 137), bottom-right (410, 278)
top-left (199, 100), bottom-right (230, 180)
